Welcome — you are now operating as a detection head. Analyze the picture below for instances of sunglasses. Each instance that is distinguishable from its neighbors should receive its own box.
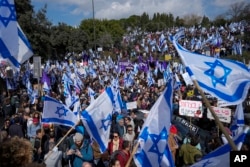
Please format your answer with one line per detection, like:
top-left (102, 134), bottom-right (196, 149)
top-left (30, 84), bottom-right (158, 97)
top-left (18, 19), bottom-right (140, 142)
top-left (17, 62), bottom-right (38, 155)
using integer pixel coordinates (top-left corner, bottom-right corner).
top-left (113, 135), bottom-right (118, 138)
top-left (128, 129), bottom-right (133, 132)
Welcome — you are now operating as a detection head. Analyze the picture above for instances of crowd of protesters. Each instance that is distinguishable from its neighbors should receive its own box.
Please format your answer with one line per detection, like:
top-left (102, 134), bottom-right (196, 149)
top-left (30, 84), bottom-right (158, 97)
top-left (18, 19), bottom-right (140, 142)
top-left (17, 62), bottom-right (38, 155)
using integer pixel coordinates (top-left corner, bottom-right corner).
top-left (0, 22), bottom-right (250, 167)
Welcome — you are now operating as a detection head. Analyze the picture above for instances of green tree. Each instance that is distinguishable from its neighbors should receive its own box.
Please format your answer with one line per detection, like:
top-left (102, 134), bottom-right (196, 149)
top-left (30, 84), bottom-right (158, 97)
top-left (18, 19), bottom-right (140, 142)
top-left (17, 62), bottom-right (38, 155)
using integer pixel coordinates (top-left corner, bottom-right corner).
top-left (31, 5), bottom-right (52, 58)
top-left (226, 2), bottom-right (247, 22)
top-left (175, 16), bottom-right (184, 27)
top-left (15, 1), bottom-right (52, 59)
top-left (201, 15), bottom-right (210, 27)
top-left (212, 15), bottom-right (227, 27)
top-left (14, 0), bottom-right (33, 35)
top-left (50, 23), bottom-right (89, 59)
top-left (79, 19), bottom-right (124, 50)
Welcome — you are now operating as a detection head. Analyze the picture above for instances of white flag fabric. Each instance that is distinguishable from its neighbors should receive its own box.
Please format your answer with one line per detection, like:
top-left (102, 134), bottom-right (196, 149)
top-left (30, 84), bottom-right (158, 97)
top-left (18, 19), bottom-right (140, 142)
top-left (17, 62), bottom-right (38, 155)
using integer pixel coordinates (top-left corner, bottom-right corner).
top-left (134, 78), bottom-right (175, 167)
top-left (17, 23), bottom-right (33, 64)
top-left (172, 37), bottom-right (250, 105)
top-left (81, 87), bottom-right (114, 153)
top-left (191, 126), bottom-right (249, 167)
top-left (42, 96), bottom-right (79, 127)
top-left (230, 103), bottom-right (245, 137)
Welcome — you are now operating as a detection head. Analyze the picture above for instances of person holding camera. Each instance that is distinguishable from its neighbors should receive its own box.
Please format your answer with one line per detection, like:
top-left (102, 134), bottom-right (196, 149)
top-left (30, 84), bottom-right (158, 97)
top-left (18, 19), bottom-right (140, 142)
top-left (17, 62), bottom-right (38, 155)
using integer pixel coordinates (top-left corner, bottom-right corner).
top-left (66, 132), bottom-right (94, 167)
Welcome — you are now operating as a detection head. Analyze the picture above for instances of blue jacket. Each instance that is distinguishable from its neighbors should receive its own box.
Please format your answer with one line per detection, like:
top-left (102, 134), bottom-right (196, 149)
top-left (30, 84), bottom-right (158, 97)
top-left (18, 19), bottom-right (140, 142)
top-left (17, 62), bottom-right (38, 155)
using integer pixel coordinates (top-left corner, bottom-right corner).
top-left (70, 139), bottom-right (94, 167)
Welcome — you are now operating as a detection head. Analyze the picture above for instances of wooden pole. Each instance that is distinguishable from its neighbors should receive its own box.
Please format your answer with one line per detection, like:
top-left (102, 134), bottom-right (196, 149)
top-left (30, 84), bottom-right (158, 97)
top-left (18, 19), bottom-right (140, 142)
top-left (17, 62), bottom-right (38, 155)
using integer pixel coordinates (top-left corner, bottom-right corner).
top-left (43, 121), bottom-right (80, 162)
top-left (192, 80), bottom-right (238, 151)
top-left (125, 141), bottom-right (140, 167)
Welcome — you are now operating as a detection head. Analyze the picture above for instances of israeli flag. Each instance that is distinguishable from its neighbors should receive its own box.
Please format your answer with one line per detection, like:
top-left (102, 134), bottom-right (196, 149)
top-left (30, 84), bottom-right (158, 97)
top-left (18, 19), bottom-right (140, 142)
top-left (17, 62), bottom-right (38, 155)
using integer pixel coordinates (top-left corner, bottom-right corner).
top-left (26, 79), bottom-right (33, 96)
top-left (17, 24), bottom-right (33, 64)
top-left (0, 0), bottom-right (33, 69)
top-left (173, 28), bottom-right (185, 41)
top-left (191, 126), bottom-right (249, 167)
top-left (30, 89), bottom-right (38, 105)
top-left (0, 0), bottom-right (19, 68)
top-left (174, 73), bottom-right (181, 90)
top-left (111, 78), bottom-right (123, 114)
top-left (147, 71), bottom-right (155, 87)
top-left (134, 78), bottom-right (175, 167)
top-left (88, 87), bottom-right (96, 104)
top-left (72, 95), bottom-right (81, 119)
top-left (6, 78), bottom-right (15, 90)
top-left (42, 95), bottom-right (79, 127)
top-left (172, 37), bottom-right (250, 105)
top-left (81, 87), bottom-right (114, 153)
top-left (43, 81), bottom-right (50, 93)
top-left (230, 103), bottom-right (245, 137)
top-left (68, 92), bottom-right (79, 109)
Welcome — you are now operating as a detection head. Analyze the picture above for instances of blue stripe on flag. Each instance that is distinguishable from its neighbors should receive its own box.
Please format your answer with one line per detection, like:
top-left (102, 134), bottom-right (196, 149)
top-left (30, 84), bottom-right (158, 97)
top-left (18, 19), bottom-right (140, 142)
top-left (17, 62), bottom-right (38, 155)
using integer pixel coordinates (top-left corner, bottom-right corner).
top-left (81, 110), bottom-right (106, 152)
top-left (198, 81), bottom-right (249, 103)
top-left (202, 132), bottom-right (246, 160)
top-left (186, 67), bottom-right (194, 77)
top-left (44, 95), bottom-right (60, 103)
top-left (135, 150), bottom-right (152, 167)
top-left (17, 27), bottom-right (33, 51)
top-left (106, 87), bottom-right (114, 103)
top-left (164, 80), bottom-right (173, 110)
top-left (237, 120), bottom-right (245, 124)
top-left (0, 39), bottom-right (20, 68)
top-left (42, 118), bottom-right (75, 127)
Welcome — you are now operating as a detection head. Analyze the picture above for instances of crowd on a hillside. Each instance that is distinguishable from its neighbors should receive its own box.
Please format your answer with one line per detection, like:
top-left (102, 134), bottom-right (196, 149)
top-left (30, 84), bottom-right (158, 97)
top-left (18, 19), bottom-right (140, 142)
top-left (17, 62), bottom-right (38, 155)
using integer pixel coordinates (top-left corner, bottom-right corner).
top-left (0, 21), bottom-right (250, 167)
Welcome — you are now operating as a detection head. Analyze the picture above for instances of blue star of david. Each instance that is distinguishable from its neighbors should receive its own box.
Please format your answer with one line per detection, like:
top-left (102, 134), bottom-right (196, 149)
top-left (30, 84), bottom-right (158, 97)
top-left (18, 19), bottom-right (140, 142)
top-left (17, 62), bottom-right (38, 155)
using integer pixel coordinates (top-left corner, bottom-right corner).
top-left (204, 60), bottom-right (232, 87)
top-left (100, 114), bottom-right (112, 131)
top-left (201, 160), bottom-right (213, 167)
top-left (0, 0), bottom-right (17, 27)
top-left (148, 127), bottom-right (168, 164)
top-left (192, 159), bottom-right (213, 167)
top-left (55, 106), bottom-right (68, 117)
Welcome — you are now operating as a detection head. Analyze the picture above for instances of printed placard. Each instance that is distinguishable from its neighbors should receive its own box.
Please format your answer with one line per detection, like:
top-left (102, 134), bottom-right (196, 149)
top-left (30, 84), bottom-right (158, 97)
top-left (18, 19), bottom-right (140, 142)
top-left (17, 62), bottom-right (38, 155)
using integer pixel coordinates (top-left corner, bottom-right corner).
top-left (207, 107), bottom-right (231, 123)
top-left (158, 79), bottom-right (164, 87)
top-left (181, 72), bottom-right (193, 86)
top-left (175, 116), bottom-right (199, 133)
top-left (179, 100), bottom-right (203, 118)
top-left (165, 54), bottom-right (172, 61)
top-left (126, 101), bottom-right (137, 110)
top-left (217, 99), bottom-right (234, 107)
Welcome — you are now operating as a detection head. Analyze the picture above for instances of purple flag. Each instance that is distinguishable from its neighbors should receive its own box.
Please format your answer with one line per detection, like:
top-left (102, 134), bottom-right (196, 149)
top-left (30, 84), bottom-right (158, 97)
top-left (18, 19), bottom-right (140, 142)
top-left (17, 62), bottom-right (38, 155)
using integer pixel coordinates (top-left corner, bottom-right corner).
top-left (41, 70), bottom-right (51, 87)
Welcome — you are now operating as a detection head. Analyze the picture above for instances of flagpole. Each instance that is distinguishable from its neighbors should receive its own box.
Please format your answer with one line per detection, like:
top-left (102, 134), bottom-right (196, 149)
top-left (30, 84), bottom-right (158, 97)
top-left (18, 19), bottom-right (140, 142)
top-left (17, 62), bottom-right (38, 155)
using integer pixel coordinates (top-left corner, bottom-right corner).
top-left (43, 120), bottom-right (80, 162)
top-left (192, 80), bottom-right (238, 151)
top-left (125, 141), bottom-right (140, 167)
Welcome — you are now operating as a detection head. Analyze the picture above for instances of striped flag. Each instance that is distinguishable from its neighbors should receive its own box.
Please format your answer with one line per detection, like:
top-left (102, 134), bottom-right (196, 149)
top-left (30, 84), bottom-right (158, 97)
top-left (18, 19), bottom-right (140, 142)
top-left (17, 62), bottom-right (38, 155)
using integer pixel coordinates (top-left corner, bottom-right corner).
top-left (191, 127), bottom-right (249, 167)
top-left (134, 78), bottom-right (175, 167)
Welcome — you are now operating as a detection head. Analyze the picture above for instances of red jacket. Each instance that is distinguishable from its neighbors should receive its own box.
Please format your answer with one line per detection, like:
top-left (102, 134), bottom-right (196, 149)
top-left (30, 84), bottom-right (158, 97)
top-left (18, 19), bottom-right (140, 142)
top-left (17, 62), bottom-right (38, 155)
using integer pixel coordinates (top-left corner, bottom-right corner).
top-left (107, 138), bottom-right (123, 155)
top-left (117, 150), bottom-right (130, 167)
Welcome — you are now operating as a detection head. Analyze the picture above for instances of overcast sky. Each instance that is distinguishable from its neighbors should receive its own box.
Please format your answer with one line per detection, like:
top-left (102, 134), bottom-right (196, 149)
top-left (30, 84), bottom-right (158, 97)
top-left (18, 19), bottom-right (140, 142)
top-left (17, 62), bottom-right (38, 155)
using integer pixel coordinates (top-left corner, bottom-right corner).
top-left (31, 0), bottom-right (247, 26)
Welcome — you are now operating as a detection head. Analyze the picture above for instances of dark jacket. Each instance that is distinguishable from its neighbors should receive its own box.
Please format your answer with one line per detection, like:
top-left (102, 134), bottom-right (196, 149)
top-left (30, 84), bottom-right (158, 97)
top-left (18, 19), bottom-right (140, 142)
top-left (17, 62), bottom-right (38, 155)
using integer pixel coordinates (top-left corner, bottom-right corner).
top-left (8, 123), bottom-right (24, 138)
